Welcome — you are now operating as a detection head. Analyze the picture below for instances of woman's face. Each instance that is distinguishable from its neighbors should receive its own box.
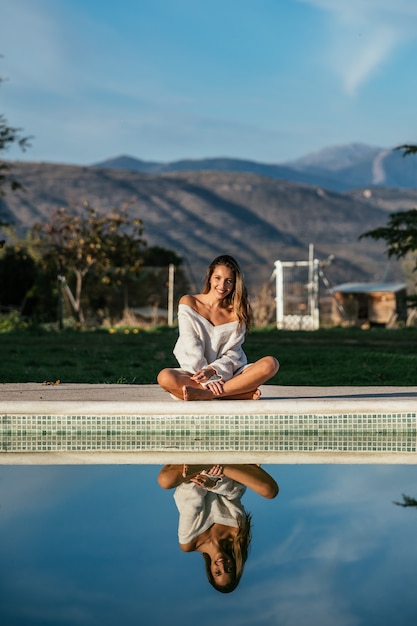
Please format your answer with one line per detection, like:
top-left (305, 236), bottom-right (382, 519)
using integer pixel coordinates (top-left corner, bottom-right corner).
top-left (209, 265), bottom-right (235, 300)
top-left (210, 553), bottom-right (235, 587)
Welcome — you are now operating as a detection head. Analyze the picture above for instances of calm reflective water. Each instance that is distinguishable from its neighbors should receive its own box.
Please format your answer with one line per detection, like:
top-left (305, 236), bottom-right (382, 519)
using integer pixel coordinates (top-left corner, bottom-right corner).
top-left (0, 464), bottom-right (416, 625)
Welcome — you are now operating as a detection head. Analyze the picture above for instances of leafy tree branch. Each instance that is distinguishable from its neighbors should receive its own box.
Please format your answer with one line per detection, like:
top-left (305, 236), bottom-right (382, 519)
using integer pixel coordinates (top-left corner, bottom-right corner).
top-left (31, 201), bottom-right (146, 324)
top-left (360, 209), bottom-right (417, 262)
top-left (393, 494), bottom-right (417, 508)
top-left (395, 144), bottom-right (417, 157)
top-left (0, 75), bottom-right (31, 196)
top-left (360, 144), bottom-right (417, 309)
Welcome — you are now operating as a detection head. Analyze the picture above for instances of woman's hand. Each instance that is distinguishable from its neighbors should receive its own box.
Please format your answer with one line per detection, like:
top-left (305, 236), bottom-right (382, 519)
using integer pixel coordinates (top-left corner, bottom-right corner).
top-left (206, 380), bottom-right (224, 395)
top-left (190, 367), bottom-right (216, 384)
top-left (204, 465), bottom-right (224, 477)
top-left (190, 367), bottom-right (225, 394)
top-left (191, 367), bottom-right (212, 383)
top-left (190, 473), bottom-right (212, 487)
top-left (183, 464), bottom-right (223, 478)
top-left (184, 464), bottom-right (224, 488)
top-left (190, 465), bottom-right (224, 489)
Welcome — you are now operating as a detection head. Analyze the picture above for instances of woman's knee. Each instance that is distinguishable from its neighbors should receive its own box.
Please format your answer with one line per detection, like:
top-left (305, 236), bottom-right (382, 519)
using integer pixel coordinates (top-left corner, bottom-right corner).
top-left (157, 368), bottom-right (172, 388)
top-left (157, 467), bottom-right (174, 489)
top-left (263, 356), bottom-right (279, 376)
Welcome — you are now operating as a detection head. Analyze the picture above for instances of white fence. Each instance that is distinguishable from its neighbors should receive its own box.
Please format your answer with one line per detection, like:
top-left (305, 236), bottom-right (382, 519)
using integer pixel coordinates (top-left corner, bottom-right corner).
top-left (275, 245), bottom-right (319, 330)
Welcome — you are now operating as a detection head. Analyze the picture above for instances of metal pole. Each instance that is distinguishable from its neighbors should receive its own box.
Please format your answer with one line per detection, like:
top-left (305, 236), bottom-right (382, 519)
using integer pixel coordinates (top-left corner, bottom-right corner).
top-left (313, 259), bottom-right (320, 329)
top-left (168, 263), bottom-right (175, 326)
top-left (275, 260), bottom-right (284, 329)
top-left (57, 275), bottom-right (64, 330)
top-left (308, 243), bottom-right (314, 319)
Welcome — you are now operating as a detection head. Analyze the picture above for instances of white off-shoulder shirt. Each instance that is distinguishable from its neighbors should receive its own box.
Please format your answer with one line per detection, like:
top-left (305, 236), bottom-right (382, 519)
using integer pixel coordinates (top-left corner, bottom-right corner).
top-left (173, 304), bottom-right (247, 382)
top-left (173, 478), bottom-right (247, 544)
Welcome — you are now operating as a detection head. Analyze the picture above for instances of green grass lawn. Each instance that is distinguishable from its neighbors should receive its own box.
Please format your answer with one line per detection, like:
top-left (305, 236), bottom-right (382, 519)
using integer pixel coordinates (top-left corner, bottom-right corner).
top-left (1, 326), bottom-right (416, 386)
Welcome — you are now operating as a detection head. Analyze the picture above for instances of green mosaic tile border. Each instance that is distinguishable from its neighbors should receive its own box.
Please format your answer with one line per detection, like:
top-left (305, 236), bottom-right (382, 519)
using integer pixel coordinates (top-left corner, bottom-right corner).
top-left (1, 412), bottom-right (416, 453)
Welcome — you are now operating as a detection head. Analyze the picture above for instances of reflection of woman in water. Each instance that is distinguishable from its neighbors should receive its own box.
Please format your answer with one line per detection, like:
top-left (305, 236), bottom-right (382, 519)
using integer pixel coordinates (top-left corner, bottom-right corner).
top-left (158, 464), bottom-right (278, 593)
top-left (157, 254), bottom-right (279, 401)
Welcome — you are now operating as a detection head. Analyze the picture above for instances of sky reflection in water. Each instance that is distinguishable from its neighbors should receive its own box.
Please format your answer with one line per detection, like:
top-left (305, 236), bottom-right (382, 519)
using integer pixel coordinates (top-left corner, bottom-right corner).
top-left (0, 464), bottom-right (416, 625)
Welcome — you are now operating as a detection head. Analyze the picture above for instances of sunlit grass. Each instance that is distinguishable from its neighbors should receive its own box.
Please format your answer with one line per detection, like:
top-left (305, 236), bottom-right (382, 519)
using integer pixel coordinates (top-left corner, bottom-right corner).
top-left (0, 326), bottom-right (416, 386)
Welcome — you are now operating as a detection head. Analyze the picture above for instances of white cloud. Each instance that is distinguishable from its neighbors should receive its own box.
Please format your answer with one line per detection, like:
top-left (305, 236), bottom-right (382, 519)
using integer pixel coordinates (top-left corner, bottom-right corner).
top-left (297, 0), bottom-right (417, 95)
top-left (0, 466), bottom-right (114, 528)
top-left (238, 465), bottom-right (417, 626)
top-left (0, 0), bottom-right (68, 90)
top-left (299, 0), bottom-right (417, 23)
top-left (0, 0), bottom-right (129, 99)
top-left (241, 573), bottom-right (359, 626)
top-left (341, 26), bottom-right (399, 96)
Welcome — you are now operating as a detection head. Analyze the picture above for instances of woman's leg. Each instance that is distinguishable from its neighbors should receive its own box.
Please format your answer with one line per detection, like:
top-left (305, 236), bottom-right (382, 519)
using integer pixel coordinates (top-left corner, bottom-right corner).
top-left (157, 368), bottom-right (202, 399)
top-left (222, 465), bottom-right (279, 498)
top-left (157, 464), bottom-right (218, 488)
top-left (157, 465), bottom-right (184, 488)
top-left (183, 356), bottom-right (279, 401)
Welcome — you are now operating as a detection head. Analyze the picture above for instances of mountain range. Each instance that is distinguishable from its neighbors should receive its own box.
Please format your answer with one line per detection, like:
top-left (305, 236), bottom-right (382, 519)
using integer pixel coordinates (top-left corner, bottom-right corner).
top-left (2, 142), bottom-right (417, 294)
top-left (94, 142), bottom-right (417, 192)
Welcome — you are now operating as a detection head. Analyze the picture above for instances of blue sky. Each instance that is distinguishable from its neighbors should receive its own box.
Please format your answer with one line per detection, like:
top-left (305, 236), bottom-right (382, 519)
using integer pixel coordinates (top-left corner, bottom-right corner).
top-left (1, 0), bottom-right (417, 166)
top-left (1, 464), bottom-right (416, 625)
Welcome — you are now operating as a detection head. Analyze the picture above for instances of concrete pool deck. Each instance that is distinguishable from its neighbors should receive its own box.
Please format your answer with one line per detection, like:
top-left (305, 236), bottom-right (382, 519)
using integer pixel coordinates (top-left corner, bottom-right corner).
top-left (1, 383), bottom-right (416, 464)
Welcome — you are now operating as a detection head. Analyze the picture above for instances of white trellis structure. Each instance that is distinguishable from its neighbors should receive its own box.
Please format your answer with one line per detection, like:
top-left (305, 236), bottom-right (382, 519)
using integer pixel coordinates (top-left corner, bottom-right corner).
top-left (275, 244), bottom-right (320, 330)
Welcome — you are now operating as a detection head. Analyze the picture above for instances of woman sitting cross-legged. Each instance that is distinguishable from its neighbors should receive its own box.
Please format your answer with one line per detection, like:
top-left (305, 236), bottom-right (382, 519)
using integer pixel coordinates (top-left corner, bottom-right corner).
top-left (158, 463), bottom-right (279, 593)
top-left (157, 254), bottom-right (279, 401)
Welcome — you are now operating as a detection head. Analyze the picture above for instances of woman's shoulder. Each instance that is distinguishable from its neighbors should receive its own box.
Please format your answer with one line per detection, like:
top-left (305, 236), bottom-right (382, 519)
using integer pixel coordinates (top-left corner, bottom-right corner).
top-left (179, 294), bottom-right (198, 307)
top-left (179, 294), bottom-right (208, 311)
top-left (179, 526), bottom-right (217, 552)
top-left (179, 541), bottom-right (196, 552)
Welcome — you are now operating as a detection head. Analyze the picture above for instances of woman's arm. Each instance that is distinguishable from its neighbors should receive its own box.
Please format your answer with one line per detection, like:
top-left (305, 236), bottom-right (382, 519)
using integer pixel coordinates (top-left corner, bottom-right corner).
top-left (173, 305), bottom-right (208, 373)
top-left (158, 464), bottom-right (279, 499)
top-left (157, 464), bottom-right (215, 489)
top-left (222, 465), bottom-right (279, 499)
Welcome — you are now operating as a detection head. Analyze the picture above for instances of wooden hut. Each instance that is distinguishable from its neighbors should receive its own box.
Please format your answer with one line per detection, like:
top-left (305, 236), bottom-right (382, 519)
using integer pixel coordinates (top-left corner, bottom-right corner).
top-left (331, 282), bottom-right (407, 327)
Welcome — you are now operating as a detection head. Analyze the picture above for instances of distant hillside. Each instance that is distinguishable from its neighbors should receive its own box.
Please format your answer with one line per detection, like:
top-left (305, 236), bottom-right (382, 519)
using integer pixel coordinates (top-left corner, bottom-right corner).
top-left (0, 162), bottom-right (405, 293)
top-left (95, 143), bottom-right (417, 191)
top-left (347, 186), bottom-right (417, 212)
top-left (95, 155), bottom-right (345, 191)
top-left (286, 143), bottom-right (382, 171)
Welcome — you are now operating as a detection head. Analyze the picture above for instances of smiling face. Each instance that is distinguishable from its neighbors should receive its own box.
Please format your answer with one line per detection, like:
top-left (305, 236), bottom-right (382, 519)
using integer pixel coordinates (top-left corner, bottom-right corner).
top-left (210, 552), bottom-right (236, 587)
top-left (209, 264), bottom-right (235, 301)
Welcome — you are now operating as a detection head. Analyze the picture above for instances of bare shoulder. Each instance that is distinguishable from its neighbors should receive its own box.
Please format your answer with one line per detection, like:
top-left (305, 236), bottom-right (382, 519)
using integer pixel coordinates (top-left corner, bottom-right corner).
top-left (179, 294), bottom-right (206, 309)
top-left (179, 294), bottom-right (197, 306)
top-left (179, 541), bottom-right (195, 552)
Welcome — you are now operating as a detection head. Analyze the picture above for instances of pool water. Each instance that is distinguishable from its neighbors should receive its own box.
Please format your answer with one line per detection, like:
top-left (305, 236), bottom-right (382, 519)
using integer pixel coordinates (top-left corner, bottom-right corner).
top-left (0, 464), bottom-right (416, 625)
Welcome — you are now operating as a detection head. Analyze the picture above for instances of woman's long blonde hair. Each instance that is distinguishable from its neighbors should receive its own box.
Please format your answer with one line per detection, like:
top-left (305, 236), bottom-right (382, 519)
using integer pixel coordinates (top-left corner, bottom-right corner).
top-left (202, 255), bottom-right (251, 330)
top-left (202, 513), bottom-right (252, 594)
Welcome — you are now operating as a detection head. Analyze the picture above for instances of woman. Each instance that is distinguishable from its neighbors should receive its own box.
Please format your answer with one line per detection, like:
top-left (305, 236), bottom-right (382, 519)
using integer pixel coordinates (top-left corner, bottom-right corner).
top-left (157, 254), bottom-right (279, 400)
top-left (158, 464), bottom-right (279, 593)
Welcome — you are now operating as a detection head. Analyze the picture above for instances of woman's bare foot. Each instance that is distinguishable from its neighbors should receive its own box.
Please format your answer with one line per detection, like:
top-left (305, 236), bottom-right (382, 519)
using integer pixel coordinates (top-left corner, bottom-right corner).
top-left (222, 388), bottom-right (261, 400)
top-left (183, 385), bottom-right (213, 401)
top-left (182, 385), bottom-right (262, 401)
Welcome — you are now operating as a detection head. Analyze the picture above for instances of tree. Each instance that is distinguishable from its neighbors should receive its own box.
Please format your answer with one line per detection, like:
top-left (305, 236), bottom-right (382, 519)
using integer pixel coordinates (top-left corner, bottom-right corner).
top-left (0, 114), bottom-right (30, 194)
top-left (395, 144), bottom-right (417, 157)
top-left (142, 246), bottom-right (183, 267)
top-left (360, 209), bottom-right (417, 262)
top-left (360, 144), bottom-right (417, 309)
top-left (0, 244), bottom-right (37, 312)
top-left (360, 209), bottom-right (417, 310)
top-left (394, 494), bottom-right (417, 508)
top-left (31, 201), bottom-right (146, 325)
top-left (0, 75), bottom-right (31, 196)
top-left (138, 246), bottom-right (189, 319)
